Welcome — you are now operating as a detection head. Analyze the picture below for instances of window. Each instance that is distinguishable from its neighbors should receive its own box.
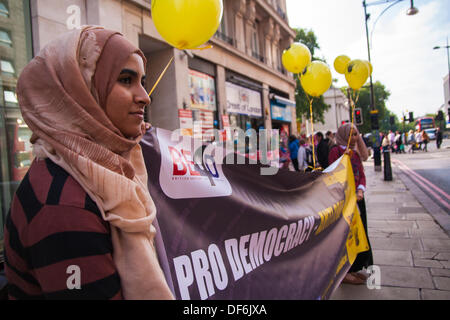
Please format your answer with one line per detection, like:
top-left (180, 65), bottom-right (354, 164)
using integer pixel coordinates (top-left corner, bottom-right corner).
top-left (1, 59), bottom-right (15, 74)
top-left (0, 1), bottom-right (8, 18)
top-left (0, 29), bottom-right (12, 47)
top-left (4, 89), bottom-right (18, 104)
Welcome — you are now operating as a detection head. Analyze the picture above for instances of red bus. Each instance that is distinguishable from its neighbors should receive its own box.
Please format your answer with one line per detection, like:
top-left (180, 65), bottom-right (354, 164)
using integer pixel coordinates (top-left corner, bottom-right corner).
top-left (415, 117), bottom-right (435, 131)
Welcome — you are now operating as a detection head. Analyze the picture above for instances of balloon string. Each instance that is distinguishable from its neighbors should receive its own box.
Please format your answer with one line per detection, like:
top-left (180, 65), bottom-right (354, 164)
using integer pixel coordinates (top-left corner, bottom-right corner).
top-left (308, 95), bottom-right (318, 171)
top-left (148, 56), bottom-right (174, 97)
top-left (346, 89), bottom-right (360, 152)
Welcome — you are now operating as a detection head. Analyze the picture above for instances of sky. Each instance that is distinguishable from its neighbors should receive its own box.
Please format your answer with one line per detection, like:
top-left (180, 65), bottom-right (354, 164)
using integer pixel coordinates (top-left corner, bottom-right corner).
top-left (285, 0), bottom-right (450, 119)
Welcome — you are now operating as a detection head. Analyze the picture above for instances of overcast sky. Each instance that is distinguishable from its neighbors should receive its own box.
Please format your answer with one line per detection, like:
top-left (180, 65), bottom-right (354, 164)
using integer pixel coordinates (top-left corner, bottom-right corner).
top-left (285, 0), bottom-right (450, 119)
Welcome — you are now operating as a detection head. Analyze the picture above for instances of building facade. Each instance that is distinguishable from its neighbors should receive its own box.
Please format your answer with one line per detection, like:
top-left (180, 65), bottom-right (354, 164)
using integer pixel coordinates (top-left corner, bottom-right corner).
top-left (308, 86), bottom-right (350, 135)
top-left (0, 0), bottom-right (298, 258)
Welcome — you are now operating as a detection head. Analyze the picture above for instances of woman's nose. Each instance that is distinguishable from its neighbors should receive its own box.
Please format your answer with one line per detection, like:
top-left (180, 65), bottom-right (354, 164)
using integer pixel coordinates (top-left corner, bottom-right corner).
top-left (136, 85), bottom-right (151, 106)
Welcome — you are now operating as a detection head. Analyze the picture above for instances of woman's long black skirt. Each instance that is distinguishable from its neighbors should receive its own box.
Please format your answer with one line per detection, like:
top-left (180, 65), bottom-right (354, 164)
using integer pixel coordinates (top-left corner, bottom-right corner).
top-left (349, 197), bottom-right (374, 272)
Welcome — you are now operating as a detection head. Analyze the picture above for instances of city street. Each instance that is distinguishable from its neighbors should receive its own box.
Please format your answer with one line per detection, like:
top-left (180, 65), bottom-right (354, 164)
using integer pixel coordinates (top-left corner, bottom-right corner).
top-left (391, 139), bottom-right (450, 214)
top-left (331, 138), bottom-right (450, 300)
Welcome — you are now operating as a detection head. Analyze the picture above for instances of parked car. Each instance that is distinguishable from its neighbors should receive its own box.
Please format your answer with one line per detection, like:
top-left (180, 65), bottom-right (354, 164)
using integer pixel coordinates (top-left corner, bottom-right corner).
top-left (424, 128), bottom-right (436, 140)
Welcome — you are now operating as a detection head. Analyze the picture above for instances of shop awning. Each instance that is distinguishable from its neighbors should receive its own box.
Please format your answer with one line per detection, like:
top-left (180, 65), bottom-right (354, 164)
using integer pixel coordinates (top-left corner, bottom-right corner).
top-left (269, 94), bottom-right (296, 107)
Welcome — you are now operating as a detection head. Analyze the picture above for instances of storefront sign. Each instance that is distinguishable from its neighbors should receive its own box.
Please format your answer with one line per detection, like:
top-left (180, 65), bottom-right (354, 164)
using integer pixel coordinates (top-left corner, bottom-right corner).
top-left (178, 109), bottom-right (193, 136)
top-left (225, 82), bottom-right (262, 117)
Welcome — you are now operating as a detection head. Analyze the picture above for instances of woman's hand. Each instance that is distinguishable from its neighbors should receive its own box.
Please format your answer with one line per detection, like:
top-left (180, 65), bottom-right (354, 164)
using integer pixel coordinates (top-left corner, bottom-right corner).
top-left (357, 189), bottom-right (364, 201)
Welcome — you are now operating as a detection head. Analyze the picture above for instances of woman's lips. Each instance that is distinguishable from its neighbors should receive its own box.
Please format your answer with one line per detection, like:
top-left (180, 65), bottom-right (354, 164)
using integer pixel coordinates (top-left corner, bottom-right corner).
top-left (129, 111), bottom-right (144, 120)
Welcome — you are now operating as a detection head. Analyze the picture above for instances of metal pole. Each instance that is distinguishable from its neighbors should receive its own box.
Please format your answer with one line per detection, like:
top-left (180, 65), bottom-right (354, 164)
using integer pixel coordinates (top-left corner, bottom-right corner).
top-left (363, 0), bottom-right (382, 171)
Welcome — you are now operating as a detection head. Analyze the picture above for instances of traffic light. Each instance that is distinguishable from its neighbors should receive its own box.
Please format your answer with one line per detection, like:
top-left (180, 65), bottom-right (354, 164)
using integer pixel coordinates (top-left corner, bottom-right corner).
top-left (354, 108), bottom-right (363, 125)
top-left (409, 112), bottom-right (414, 123)
top-left (389, 116), bottom-right (395, 125)
top-left (370, 111), bottom-right (379, 130)
top-left (448, 107), bottom-right (450, 122)
top-left (436, 110), bottom-right (444, 121)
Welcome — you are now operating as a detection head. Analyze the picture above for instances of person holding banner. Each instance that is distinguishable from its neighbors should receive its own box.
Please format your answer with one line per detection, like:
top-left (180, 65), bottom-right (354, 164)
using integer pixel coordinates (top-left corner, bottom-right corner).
top-left (3, 26), bottom-right (174, 299)
top-left (328, 123), bottom-right (373, 285)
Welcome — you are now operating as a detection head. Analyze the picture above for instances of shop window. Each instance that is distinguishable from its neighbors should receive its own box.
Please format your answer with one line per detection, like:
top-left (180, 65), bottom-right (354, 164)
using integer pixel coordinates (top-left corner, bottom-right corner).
top-left (0, 1), bottom-right (8, 18)
top-left (4, 89), bottom-right (18, 105)
top-left (1, 59), bottom-right (15, 74)
top-left (0, 29), bottom-right (12, 47)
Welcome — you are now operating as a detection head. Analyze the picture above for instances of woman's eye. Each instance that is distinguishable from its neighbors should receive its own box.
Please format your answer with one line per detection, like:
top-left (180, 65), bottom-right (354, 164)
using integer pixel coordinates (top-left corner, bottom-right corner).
top-left (119, 77), bottom-right (132, 84)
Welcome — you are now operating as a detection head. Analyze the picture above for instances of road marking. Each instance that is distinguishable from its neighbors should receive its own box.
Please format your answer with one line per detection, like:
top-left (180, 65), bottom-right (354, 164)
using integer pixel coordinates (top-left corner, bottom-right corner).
top-left (392, 159), bottom-right (450, 210)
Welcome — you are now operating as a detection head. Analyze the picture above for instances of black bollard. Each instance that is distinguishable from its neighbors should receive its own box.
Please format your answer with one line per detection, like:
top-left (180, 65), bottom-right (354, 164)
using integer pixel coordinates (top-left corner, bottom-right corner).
top-left (374, 147), bottom-right (382, 172)
top-left (383, 150), bottom-right (392, 181)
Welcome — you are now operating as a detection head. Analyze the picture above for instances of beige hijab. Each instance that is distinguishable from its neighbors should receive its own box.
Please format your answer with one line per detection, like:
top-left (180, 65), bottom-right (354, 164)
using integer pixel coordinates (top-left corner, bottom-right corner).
top-left (17, 26), bottom-right (174, 299)
top-left (335, 123), bottom-right (369, 161)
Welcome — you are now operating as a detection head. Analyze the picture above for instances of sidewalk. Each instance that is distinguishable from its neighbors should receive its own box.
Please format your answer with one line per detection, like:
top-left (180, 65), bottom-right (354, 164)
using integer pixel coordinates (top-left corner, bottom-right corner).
top-left (330, 158), bottom-right (450, 300)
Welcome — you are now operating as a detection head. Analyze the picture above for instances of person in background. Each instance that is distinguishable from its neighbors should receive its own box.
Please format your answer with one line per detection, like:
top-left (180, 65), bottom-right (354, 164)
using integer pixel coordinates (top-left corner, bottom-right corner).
top-left (315, 131), bottom-right (329, 169)
top-left (325, 131), bottom-right (335, 149)
top-left (436, 127), bottom-right (443, 149)
top-left (415, 129), bottom-right (423, 150)
top-left (3, 26), bottom-right (174, 300)
top-left (388, 130), bottom-right (396, 152)
top-left (407, 130), bottom-right (416, 153)
top-left (288, 135), bottom-right (300, 171)
top-left (297, 138), bottom-right (309, 171)
top-left (329, 123), bottom-right (373, 285)
top-left (421, 130), bottom-right (429, 152)
top-left (382, 132), bottom-right (390, 152)
top-left (394, 131), bottom-right (402, 154)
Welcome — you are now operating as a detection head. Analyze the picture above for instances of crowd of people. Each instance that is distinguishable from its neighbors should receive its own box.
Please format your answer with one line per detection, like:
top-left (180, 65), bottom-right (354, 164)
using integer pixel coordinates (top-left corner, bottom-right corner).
top-left (378, 128), bottom-right (443, 154)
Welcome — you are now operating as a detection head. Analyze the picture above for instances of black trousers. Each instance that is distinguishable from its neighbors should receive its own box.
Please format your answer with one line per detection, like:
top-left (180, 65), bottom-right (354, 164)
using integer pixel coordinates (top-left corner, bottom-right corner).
top-left (291, 158), bottom-right (299, 171)
top-left (349, 198), bottom-right (374, 272)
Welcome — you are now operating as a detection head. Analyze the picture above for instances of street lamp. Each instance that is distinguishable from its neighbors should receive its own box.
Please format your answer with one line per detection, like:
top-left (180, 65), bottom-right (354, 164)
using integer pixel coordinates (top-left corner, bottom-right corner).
top-left (433, 37), bottom-right (450, 113)
top-left (362, 0), bottom-right (418, 172)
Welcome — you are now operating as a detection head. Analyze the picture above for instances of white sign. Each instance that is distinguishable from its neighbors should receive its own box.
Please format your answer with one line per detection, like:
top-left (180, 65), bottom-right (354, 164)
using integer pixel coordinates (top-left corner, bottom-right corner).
top-left (157, 129), bottom-right (232, 199)
top-left (225, 82), bottom-right (262, 117)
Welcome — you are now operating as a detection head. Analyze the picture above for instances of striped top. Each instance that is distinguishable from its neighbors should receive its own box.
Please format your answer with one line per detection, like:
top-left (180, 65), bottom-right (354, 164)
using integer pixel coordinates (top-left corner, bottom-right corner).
top-left (4, 158), bottom-right (123, 299)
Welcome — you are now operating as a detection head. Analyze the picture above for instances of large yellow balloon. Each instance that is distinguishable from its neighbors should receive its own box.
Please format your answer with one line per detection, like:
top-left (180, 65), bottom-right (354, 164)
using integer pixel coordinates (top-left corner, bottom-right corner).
top-left (300, 61), bottom-right (332, 97)
top-left (282, 42), bottom-right (312, 74)
top-left (334, 55), bottom-right (351, 74)
top-left (152, 0), bottom-right (223, 50)
top-left (363, 60), bottom-right (373, 76)
top-left (345, 59), bottom-right (369, 90)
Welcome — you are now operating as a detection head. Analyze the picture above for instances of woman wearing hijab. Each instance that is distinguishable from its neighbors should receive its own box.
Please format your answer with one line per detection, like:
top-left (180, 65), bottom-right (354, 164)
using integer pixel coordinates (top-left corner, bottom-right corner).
top-left (328, 123), bottom-right (373, 285)
top-left (4, 26), bottom-right (174, 299)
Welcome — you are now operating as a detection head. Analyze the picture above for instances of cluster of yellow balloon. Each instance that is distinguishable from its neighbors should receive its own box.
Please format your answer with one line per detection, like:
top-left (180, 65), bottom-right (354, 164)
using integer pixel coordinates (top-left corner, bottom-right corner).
top-left (334, 55), bottom-right (373, 91)
top-left (282, 43), bottom-right (332, 98)
top-left (152, 0), bottom-right (223, 50)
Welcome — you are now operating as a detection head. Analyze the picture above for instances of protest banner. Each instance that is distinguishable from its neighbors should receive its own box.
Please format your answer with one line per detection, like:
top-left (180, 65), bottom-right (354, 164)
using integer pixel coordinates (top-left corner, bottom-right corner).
top-left (141, 128), bottom-right (369, 300)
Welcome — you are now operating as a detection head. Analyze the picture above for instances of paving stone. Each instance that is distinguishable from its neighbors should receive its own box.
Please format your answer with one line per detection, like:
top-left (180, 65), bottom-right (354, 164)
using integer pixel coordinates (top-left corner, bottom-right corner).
top-left (416, 220), bottom-right (445, 230)
top-left (421, 239), bottom-right (450, 252)
top-left (369, 220), bottom-right (417, 229)
top-left (368, 214), bottom-right (407, 221)
top-left (409, 229), bottom-right (450, 239)
top-left (433, 277), bottom-right (450, 290)
top-left (430, 268), bottom-right (450, 277)
top-left (330, 284), bottom-right (419, 300)
top-left (435, 252), bottom-right (450, 261)
top-left (439, 260), bottom-right (450, 268)
top-left (413, 259), bottom-right (444, 268)
top-left (412, 251), bottom-right (436, 260)
top-left (373, 250), bottom-right (413, 267)
top-left (421, 289), bottom-right (450, 300)
top-left (404, 214), bottom-right (433, 221)
top-left (371, 237), bottom-right (422, 251)
top-left (368, 196), bottom-right (395, 203)
top-left (378, 266), bottom-right (433, 289)
top-left (398, 207), bottom-right (429, 214)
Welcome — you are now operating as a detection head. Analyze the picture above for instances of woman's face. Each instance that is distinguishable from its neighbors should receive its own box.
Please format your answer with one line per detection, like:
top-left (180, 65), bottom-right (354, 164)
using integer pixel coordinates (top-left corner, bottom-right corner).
top-left (349, 130), bottom-right (358, 147)
top-left (105, 53), bottom-right (150, 139)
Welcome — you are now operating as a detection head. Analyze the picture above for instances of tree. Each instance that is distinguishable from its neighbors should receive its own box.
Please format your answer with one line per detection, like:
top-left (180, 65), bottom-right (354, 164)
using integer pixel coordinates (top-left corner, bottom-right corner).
top-left (292, 28), bottom-right (330, 125)
top-left (343, 81), bottom-right (391, 134)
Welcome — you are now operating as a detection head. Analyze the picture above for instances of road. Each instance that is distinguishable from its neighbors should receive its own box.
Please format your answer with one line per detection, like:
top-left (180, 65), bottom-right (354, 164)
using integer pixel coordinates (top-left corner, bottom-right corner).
top-left (389, 138), bottom-right (450, 214)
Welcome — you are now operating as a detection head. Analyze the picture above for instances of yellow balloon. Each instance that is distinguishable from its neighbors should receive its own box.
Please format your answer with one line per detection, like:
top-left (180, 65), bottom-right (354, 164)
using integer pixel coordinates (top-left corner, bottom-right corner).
top-left (282, 42), bottom-right (311, 74)
top-left (334, 55), bottom-right (351, 74)
top-left (300, 61), bottom-right (332, 97)
top-left (152, 0), bottom-right (223, 50)
top-left (363, 60), bottom-right (373, 76)
top-left (345, 59), bottom-right (369, 90)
